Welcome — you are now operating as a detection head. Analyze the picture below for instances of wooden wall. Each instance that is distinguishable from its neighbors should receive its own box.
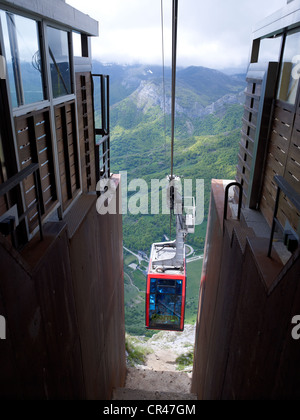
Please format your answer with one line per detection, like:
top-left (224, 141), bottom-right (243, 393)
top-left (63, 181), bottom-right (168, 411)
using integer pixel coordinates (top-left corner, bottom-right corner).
top-left (0, 181), bottom-right (126, 399)
top-left (261, 100), bottom-right (300, 231)
top-left (14, 109), bottom-right (57, 230)
top-left (192, 180), bottom-right (300, 399)
top-left (76, 72), bottom-right (97, 193)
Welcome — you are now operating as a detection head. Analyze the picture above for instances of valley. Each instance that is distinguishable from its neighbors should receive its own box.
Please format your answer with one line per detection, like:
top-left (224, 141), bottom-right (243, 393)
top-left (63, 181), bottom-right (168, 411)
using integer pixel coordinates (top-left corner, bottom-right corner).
top-left (92, 61), bottom-right (246, 336)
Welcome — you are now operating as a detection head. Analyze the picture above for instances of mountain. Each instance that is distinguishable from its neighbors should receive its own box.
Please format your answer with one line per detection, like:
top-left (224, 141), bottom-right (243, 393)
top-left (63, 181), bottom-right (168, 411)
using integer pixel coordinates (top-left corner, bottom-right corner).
top-left (92, 61), bottom-right (246, 107)
top-left (94, 62), bottom-right (246, 251)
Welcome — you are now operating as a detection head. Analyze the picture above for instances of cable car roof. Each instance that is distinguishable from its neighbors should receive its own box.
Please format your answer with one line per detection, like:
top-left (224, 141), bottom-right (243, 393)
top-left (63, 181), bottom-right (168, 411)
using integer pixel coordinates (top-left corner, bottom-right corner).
top-left (148, 242), bottom-right (186, 276)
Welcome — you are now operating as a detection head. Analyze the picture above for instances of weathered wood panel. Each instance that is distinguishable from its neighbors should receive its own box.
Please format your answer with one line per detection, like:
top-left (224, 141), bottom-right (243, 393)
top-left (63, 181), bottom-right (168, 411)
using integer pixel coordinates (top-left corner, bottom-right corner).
top-left (236, 77), bottom-right (263, 207)
top-left (192, 181), bottom-right (300, 400)
top-left (54, 101), bottom-right (80, 211)
top-left (14, 110), bottom-right (57, 231)
top-left (65, 178), bottom-right (126, 399)
top-left (76, 72), bottom-right (96, 193)
top-left (260, 99), bottom-right (300, 231)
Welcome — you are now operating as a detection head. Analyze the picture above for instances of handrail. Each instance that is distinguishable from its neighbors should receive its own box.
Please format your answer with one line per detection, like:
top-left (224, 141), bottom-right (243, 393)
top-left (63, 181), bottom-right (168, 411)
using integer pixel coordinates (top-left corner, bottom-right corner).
top-left (223, 182), bottom-right (243, 232)
top-left (92, 73), bottom-right (110, 181)
top-left (268, 175), bottom-right (300, 258)
top-left (0, 163), bottom-right (43, 245)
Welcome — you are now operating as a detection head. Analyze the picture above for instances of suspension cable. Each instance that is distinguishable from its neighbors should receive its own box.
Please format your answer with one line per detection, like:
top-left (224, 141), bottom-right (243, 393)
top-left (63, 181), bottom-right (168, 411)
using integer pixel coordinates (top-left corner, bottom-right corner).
top-left (170, 0), bottom-right (178, 179)
top-left (161, 0), bottom-right (167, 164)
top-left (169, 0), bottom-right (178, 238)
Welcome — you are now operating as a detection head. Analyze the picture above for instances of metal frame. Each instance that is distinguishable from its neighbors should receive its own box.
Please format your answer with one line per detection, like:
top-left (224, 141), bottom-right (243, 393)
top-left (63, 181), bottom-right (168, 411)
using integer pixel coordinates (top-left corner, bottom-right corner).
top-left (92, 74), bottom-right (110, 180)
top-left (0, 4), bottom-right (89, 241)
top-left (0, 0), bottom-right (98, 37)
top-left (223, 182), bottom-right (243, 232)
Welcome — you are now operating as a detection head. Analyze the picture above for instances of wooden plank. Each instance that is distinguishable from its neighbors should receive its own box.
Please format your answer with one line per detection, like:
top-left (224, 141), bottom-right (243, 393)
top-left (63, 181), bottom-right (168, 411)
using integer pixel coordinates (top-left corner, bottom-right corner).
top-left (18, 144), bottom-right (32, 165)
top-left (38, 149), bottom-right (49, 166)
top-left (40, 162), bottom-right (51, 180)
top-left (41, 173), bottom-right (52, 192)
top-left (24, 185), bottom-right (37, 207)
top-left (285, 169), bottom-right (300, 193)
top-left (262, 180), bottom-right (277, 204)
top-left (273, 105), bottom-right (294, 125)
top-left (0, 195), bottom-right (7, 216)
top-left (291, 127), bottom-right (300, 147)
top-left (57, 138), bottom-right (64, 154)
top-left (16, 127), bottom-right (30, 148)
top-left (68, 132), bottom-right (75, 147)
top-left (289, 142), bottom-right (300, 164)
top-left (266, 151), bottom-right (285, 174)
top-left (269, 129), bottom-right (290, 152)
top-left (35, 121), bottom-right (47, 139)
top-left (278, 195), bottom-right (300, 231)
top-left (268, 143), bottom-right (288, 167)
top-left (264, 165), bottom-right (280, 188)
top-left (23, 175), bottom-right (35, 194)
top-left (272, 118), bottom-right (293, 140)
top-left (42, 184), bottom-right (53, 203)
top-left (36, 136), bottom-right (47, 153)
top-left (260, 196), bottom-right (274, 227)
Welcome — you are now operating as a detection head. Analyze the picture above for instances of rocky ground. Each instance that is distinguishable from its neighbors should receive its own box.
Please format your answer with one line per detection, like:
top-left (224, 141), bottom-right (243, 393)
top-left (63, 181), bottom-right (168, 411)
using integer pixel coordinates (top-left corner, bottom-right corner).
top-left (121, 324), bottom-right (196, 396)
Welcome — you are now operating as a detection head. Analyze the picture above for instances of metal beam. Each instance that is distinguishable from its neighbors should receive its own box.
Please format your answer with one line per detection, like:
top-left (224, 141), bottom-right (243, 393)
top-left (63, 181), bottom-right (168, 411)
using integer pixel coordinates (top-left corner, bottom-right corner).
top-left (0, 0), bottom-right (99, 36)
top-left (253, 0), bottom-right (300, 40)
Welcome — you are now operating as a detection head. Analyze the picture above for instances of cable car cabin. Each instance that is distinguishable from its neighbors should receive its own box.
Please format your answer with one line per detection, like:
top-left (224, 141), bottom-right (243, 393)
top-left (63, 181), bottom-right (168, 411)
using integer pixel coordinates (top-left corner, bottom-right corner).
top-left (146, 242), bottom-right (186, 332)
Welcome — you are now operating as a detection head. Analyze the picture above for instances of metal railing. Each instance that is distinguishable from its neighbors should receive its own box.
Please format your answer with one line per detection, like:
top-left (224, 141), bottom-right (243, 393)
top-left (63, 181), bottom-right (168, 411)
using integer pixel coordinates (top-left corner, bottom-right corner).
top-left (92, 74), bottom-right (110, 181)
top-left (268, 175), bottom-right (300, 258)
top-left (0, 163), bottom-right (43, 248)
top-left (223, 182), bottom-right (243, 232)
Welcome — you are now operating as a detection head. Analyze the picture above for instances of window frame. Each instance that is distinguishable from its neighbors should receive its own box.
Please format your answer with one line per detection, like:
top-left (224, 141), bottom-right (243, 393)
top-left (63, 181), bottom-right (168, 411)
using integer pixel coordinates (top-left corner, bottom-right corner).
top-left (0, 6), bottom-right (83, 243)
top-left (0, 10), bottom-right (48, 111)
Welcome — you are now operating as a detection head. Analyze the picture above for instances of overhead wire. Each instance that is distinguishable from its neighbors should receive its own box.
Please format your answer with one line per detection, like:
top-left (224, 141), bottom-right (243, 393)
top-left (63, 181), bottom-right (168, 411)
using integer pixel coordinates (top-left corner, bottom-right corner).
top-left (170, 0), bottom-right (178, 237)
top-left (170, 0), bottom-right (178, 180)
top-left (160, 0), bottom-right (167, 165)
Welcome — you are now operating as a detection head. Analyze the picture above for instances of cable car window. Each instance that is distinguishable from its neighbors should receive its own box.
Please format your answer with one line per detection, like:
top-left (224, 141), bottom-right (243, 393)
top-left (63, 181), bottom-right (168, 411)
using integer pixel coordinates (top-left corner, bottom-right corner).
top-left (147, 278), bottom-right (183, 330)
top-left (0, 11), bottom-right (44, 107)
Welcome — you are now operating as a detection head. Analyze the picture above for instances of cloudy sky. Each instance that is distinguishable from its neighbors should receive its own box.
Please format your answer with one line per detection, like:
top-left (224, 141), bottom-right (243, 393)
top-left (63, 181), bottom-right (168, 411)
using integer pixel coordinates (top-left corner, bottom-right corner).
top-left (67, 0), bottom-right (286, 71)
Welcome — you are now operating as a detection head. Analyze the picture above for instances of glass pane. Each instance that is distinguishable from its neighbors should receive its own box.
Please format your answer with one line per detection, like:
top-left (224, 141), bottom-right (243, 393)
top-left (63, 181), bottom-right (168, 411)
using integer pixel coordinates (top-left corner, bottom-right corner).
top-left (93, 75), bottom-right (102, 129)
top-left (0, 11), bottom-right (44, 107)
top-left (72, 31), bottom-right (82, 57)
top-left (277, 29), bottom-right (300, 105)
top-left (258, 36), bottom-right (282, 63)
top-left (47, 26), bottom-right (71, 98)
top-left (148, 277), bottom-right (183, 328)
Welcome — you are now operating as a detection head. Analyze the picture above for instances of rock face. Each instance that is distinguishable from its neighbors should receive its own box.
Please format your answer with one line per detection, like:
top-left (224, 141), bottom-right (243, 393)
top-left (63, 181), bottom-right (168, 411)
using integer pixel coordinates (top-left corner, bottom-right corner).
top-left (126, 79), bottom-right (244, 118)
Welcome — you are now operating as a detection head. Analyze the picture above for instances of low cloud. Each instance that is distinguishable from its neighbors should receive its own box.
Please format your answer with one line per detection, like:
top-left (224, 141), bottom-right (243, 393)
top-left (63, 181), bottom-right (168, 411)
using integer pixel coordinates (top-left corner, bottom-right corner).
top-left (67, 0), bottom-right (285, 70)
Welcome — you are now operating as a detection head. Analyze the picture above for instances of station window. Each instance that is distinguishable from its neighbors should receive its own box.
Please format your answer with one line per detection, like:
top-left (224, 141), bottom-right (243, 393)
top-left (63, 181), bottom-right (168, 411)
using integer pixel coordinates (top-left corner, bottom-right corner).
top-left (257, 35), bottom-right (282, 63)
top-left (277, 28), bottom-right (300, 105)
top-left (0, 11), bottom-right (44, 107)
top-left (47, 26), bottom-right (72, 98)
top-left (72, 31), bottom-right (89, 58)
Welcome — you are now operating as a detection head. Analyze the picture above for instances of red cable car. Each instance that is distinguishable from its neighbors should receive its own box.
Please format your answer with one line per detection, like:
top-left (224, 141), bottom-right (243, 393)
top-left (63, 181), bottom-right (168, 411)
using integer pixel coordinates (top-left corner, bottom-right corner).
top-left (145, 176), bottom-right (195, 332)
top-left (146, 242), bottom-right (186, 331)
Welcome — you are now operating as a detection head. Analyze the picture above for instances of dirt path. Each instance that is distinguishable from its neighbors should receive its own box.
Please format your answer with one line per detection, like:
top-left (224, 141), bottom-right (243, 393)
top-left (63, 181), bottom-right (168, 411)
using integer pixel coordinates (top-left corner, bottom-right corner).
top-left (124, 325), bottom-right (195, 394)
